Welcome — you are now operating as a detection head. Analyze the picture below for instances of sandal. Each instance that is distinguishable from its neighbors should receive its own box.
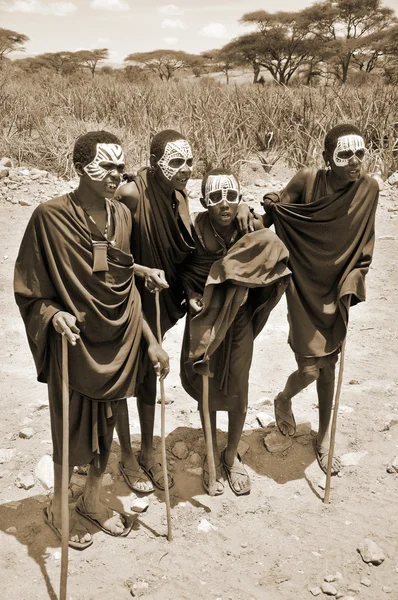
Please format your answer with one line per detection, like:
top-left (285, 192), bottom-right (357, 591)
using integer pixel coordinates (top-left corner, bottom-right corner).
top-left (221, 450), bottom-right (251, 496)
top-left (138, 456), bottom-right (174, 491)
top-left (314, 440), bottom-right (341, 475)
top-left (119, 461), bottom-right (154, 493)
top-left (43, 505), bottom-right (93, 550)
top-left (76, 496), bottom-right (132, 537)
top-left (274, 392), bottom-right (296, 437)
top-left (202, 455), bottom-right (224, 496)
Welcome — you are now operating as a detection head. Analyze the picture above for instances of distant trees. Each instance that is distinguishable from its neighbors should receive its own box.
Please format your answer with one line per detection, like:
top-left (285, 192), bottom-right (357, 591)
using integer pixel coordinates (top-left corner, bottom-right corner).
top-left (74, 49), bottom-right (109, 77)
top-left (124, 49), bottom-right (195, 81)
top-left (0, 28), bottom-right (29, 61)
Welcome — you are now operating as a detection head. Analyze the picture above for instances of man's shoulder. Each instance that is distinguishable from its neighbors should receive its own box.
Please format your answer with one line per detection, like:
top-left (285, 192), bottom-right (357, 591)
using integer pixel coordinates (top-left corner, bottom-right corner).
top-left (33, 194), bottom-right (70, 219)
top-left (115, 180), bottom-right (140, 215)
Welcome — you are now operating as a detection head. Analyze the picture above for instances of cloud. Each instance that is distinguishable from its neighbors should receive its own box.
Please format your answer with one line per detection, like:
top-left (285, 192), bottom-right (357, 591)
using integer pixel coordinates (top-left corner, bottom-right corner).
top-left (161, 18), bottom-right (186, 30)
top-left (0, 0), bottom-right (77, 15)
top-left (97, 37), bottom-right (111, 44)
top-left (199, 22), bottom-right (228, 39)
top-left (158, 4), bottom-right (183, 16)
top-left (90, 0), bottom-right (129, 10)
top-left (163, 36), bottom-right (178, 46)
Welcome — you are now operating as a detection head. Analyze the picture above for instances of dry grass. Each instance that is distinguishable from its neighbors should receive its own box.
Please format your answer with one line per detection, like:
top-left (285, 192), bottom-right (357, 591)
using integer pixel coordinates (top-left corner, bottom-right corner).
top-left (1, 66), bottom-right (397, 178)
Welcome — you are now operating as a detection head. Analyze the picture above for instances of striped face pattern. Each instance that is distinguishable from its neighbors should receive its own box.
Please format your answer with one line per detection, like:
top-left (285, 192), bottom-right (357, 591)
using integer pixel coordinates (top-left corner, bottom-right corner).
top-left (333, 135), bottom-right (366, 167)
top-left (157, 139), bottom-right (193, 181)
top-left (83, 143), bottom-right (125, 181)
top-left (204, 174), bottom-right (240, 206)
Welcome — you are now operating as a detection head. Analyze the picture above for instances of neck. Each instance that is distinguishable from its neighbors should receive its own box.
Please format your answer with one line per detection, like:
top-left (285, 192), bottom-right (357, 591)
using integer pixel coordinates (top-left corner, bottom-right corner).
top-left (74, 182), bottom-right (106, 211)
top-left (210, 218), bottom-right (236, 240)
top-left (327, 170), bottom-right (353, 192)
top-left (153, 169), bottom-right (175, 199)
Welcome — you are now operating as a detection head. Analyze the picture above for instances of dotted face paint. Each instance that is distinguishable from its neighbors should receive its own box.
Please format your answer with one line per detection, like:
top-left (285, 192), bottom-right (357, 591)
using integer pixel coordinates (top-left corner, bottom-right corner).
top-left (203, 174), bottom-right (240, 206)
top-left (83, 143), bottom-right (125, 181)
top-left (157, 139), bottom-right (193, 181)
top-left (333, 135), bottom-right (366, 167)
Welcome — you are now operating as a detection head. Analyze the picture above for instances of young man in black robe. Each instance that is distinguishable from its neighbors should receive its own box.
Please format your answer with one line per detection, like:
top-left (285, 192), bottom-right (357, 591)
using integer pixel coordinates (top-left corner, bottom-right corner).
top-left (15, 131), bottom-right (169, 548)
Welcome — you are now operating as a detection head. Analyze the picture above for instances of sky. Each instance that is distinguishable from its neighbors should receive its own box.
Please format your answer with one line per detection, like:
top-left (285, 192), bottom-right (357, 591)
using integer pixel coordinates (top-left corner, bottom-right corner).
top-left (1, 0), bottom-right (398, 64)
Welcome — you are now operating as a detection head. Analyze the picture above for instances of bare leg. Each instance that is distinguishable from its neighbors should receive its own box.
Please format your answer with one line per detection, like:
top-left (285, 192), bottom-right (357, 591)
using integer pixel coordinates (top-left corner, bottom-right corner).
top-left (316, 365), bottom-right (341, 474)
top-left (223, 411), bottom-right (250, 494)
top-left (79, 465), bottom-right (125, 534)
top-left (115, 399), bottom-right (153, 492)
top-left (199, 408), bottom-right (224, 494)
top-left (50, 464), bottom-right (92, 545)
top-left (137, 398), bottom-right (173, 489)
top-left (275, 369), bottom-right (317, 436)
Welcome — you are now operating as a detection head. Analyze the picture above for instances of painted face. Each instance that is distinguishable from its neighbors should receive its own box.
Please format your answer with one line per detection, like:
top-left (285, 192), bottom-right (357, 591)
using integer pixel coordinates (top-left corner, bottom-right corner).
top-left (333, 135), bottom-right (366, 167)
top-left (203, 174), bottom-right (240, 206)
top-left (83, 143), bottom-right (125, 181)
top-left (157, 139), bottom-right (193, 181)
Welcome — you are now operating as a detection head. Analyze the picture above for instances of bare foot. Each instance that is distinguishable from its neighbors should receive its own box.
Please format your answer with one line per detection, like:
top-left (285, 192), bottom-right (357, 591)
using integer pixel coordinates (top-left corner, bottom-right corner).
top-left (45, 502), bottom-right (92, 547)
top-left (119, 453), bottom-right (154, 493)
top-left (274, 392), bottom-right (296, 437)
top-left (315, 439), bottom-right (341, 474)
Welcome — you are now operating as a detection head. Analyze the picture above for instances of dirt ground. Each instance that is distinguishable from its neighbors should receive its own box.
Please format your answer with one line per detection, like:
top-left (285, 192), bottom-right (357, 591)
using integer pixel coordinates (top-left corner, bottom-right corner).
top-left (0, 165), bottom-right (397, 600)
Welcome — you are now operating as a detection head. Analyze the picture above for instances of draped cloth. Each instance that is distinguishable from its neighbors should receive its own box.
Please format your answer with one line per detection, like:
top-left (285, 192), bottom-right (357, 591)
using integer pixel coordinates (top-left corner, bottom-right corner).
top-left (180, 212), bottom-right (291, 411)
top-left (263, 168), bottom-right (379, 357)
top-left (14, 194), bottom-right (142, 469)
top-left (130, 167), bottom-right (195, 336)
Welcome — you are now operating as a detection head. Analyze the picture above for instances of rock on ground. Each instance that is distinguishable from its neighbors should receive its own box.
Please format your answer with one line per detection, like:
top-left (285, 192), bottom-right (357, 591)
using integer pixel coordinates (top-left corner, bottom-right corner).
top-left (357, 538), bottom-right (385, 565)
top-left (34, 455), bottom-right (54, 489)
top-left (172, 441), bottom-right (189, 460)
top-left (263, 430), bottom-right (293, 453)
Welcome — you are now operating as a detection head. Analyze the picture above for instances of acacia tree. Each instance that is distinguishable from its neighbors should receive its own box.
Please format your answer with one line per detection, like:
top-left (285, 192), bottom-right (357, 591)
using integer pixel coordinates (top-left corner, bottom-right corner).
top-left (201, 48), bottom-right (239, 84)
top-left (124, 49), bottom-right (192, 81)
top-left (302, 0), bottom-right (397, 82)
top-left (219, 33), bottom-right (265, 83)
top-left (74, 48), bottom-right (109, 77)
top-left (0, 28), bottom-right (29, 61)
top-left (240, 11), bottom-right (315, 85)
top-left (34, 52), bottom-right (78, 75)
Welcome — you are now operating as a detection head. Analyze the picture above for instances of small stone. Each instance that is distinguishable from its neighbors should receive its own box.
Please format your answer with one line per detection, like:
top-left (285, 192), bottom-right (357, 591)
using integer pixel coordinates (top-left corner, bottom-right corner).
top-left (386, 456), bottom-right (398, 473)
top-left (387, 171), bottom-right (398, 185)
top-left (172, 441), bottom-right (189, 460)
top-left (338, 405), bottom-right (354, 414)
top-left (360, 577), bottom-right (371, 587)
top-left (34, 455), bottom-right (54, 489)
top-left (6, 526), bottom-right (17, 534)
top-left (340, 451), bottom-right (368, 466)
top-left (347, 582), bottom-right (360, 593)
top-left (15, 473), bottom-right (35, 490)
top-left (0, 167), bottom-right (9, 179)
top-left (19, 427), bottom-right (35, 439)
top-left (19, 198), bottom-right (33, 207)
top-left (130, 581), bottom-right (149, 596)
top-left (198, 518), bottom-right (217, 533)
top-left (309, 587), bottom-right (322, 596)
top-left (188, 452), bottom-right (202, 466)
top-left (263, 430), bottom-right (293, 453)
top-left (254, 179), bottom-right (267, 187)
top-left (294, 421), bottom-right (312, 436)
top-left (382, 586), bottom-right (392, 593)
top-left (357, 538), bottom-right (385, 565)
top-left (187, 466), bottom-right (202, 476)
top-left (0, 157), bottom-right (13, 168)
top-left (101, 473), bottom-right (112, 486)
top-left (321, 581), bottom-right (337, 595)
top-left (324, 572), bottom-right (343, 583)
top-left (349, 379), bottom-right (359, 385)
top-left (237, 439), bottom-right (250, 457)
top-left (0, 448), bottom-right (16, 463)
top-left (52, 551), bottom-right (62, 561)
top-left (256, 412), bottom-right (275, 428)
top-left (130, 495), bottom-right (150, 513)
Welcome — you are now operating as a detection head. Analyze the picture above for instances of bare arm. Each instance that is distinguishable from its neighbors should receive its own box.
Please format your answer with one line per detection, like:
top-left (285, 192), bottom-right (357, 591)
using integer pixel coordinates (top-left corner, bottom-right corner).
top-left (114, 180), bottom-right (140, 217)
top-left (142, 315), bottom-right (170, 380)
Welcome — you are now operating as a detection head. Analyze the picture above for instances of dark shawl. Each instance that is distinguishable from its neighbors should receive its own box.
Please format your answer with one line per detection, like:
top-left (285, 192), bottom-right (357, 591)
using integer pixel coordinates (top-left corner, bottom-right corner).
top-left (130, 168), bottom-right (195, 335)
top-left (263, 168), bottom-right (378, 357)
top-left (181, 212), bottom-right (291, 377)
top-left (14, 194), bottom-right (142, 400)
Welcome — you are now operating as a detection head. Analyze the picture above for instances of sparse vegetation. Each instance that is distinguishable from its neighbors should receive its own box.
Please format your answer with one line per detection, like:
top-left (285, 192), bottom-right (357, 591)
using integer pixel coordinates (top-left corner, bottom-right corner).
top-left (1, 64), bottom-right (397, 178)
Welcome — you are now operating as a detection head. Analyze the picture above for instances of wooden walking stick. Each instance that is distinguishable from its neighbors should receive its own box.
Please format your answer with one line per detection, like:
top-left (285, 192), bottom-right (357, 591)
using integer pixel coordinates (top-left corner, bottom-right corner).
top-left (323, 338), bottom-right (346, 505)
top-left (202, 374), bottom-right (217, 496)
top-left (60, 334), bottom-right (69, 600)
top-left (154, 291), bottom-right (173, 541)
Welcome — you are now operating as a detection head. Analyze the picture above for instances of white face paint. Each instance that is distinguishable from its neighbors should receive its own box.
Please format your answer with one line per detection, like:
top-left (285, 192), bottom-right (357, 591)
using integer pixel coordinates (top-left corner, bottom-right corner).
top-left (83, 143), bottom-right (125, 181)
top-left (204, 174), bottom-right (240, 206)
top-left (157, 139), bottom-right (193, 181)
top-left (333, 135), bottom-right (366, 167)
